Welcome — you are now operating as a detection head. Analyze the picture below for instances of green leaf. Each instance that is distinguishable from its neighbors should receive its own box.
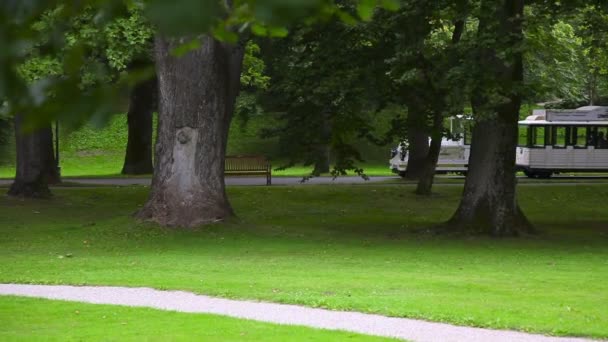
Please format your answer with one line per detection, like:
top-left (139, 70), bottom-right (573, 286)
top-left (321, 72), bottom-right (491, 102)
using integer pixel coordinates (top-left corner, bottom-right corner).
top-left (336, 10), bottom-right (358, 25)
top-left (170, 39), bottom-right (202, 57)
top-left (212, 25), bottom-right (238, 43)
top-left (357, 0), bottom-right (375, 21)
top-left (380, 0), bottom-right (399, 11)
top-left (267, 26), bottom-right (289, 38)
top-left (251, 23), bottom-right (268, 36)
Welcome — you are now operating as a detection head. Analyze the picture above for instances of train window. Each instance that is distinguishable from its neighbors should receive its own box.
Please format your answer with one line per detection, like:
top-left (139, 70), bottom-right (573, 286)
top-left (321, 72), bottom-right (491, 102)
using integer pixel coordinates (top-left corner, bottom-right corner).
top-left (570, 127), bottom-right (587, 148)
top-left (552, 126), bottom-right (567, 148)
top-left (597, 127), bottom-right (608, 149)
top-left (518, 125), bottom-right (529, 146)
top-left (587, 127), bottom-right (598, 147)
top-left (531, 126), bottom-right (545, 147)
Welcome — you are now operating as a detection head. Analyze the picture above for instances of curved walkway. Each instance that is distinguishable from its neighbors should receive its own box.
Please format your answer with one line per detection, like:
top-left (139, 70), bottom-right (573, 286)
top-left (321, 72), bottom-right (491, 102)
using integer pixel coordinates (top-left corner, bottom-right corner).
top-left (0, 284), bottom-right (594, 342)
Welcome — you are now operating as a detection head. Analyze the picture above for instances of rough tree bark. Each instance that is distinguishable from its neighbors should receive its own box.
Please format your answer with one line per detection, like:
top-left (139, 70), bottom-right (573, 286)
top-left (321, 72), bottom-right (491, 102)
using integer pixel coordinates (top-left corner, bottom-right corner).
top-left (136, 35), bottom-right (245, 227)
top-left (8, 115), bottom-right (59, 197)
top-left (122, 75), bottom-right (157, 175)
top-left (446, 0), bottom-right (533, 236)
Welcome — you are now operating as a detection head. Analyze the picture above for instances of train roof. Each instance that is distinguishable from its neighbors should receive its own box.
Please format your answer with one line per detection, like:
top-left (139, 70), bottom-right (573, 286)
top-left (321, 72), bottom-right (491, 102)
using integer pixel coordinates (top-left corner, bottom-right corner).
top-left (519, 106), bottom-right (608, 125)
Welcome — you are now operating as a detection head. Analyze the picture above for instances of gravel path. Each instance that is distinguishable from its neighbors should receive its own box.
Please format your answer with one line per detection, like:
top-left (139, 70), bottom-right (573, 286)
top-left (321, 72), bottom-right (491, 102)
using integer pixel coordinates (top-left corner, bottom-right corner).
top-left (0, 284), bottom-right (594, 342)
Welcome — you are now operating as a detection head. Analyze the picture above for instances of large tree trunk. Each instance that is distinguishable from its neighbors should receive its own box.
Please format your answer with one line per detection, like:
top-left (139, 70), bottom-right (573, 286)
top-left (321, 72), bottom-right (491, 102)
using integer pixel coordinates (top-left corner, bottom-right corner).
top-left (8, 116), bottom-right (59, 197)
top-left (122, 75), bottom-right (157, 175)
top-left (137, 36), bottom-right (245, 227)
top-left (404, 107), bottom-right (429, 179)
top-left (446, 0), bottom-right (533, 236)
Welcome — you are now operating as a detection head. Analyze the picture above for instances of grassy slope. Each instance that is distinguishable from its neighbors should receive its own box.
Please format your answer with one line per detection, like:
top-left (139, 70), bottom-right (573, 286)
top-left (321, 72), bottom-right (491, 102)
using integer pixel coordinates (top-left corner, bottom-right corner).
top-left (0, 185), bottom-right (606, 338)
top-left (0, 114), bottom-right (392, 178)
top-left (0, 296), bottom-right (394, 342)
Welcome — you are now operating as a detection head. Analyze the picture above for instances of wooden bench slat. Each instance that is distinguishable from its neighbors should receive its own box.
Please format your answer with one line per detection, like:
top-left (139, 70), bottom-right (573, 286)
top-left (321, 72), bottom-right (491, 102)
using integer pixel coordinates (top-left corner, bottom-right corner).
top-left (224, 155), bottom-right (271, 185)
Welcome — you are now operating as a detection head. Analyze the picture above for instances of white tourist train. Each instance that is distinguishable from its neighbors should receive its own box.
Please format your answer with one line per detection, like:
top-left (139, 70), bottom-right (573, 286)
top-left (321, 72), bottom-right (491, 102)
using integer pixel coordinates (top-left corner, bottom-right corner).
top-left (516, 106), bottom-right (608, 178)
top-left (389, 116), bottom-right (471, 176)
top-left (390, 106), bottom-right (608, 178)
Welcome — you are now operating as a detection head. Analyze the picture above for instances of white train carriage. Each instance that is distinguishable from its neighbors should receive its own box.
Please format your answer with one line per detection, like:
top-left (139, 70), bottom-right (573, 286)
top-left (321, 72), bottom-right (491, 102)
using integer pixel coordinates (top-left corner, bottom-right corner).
top-left (517, 106), bottom-right (608, 178)
top-left (389, 116), bottom-right (472, 176)
top-left (389, 138), bottom-right (471, 176)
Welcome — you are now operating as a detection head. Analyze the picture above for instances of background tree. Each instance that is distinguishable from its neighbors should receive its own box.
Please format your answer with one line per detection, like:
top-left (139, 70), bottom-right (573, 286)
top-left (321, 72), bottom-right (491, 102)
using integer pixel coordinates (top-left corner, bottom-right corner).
top-left (8, 15), bottom-right (64, 196)
top-left (384, 0), bottom-right (471, 193)
top-left (258, 12), bottom-right (393, 177)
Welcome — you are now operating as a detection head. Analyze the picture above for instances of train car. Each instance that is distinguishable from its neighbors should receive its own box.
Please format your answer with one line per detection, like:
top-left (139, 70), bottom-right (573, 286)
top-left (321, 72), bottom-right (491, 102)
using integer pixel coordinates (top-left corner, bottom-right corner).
top-left (516, 106), bottom-right (608, 178)
top-left (389, 116), bottom-right (471, 177)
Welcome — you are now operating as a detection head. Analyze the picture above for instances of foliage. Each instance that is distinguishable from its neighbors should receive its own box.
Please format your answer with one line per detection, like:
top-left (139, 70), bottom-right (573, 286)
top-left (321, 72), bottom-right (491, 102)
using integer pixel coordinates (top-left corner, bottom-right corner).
top-left (0, 185), bottom-right (607, 337)
top-left (258, 8), bottom-right (395, 176)
top-left (0, 0), bottom-right (399, 128)
top-left (524, 15), bottom-right (587, 103)
top-left (523, 2), bottom-right (608, 105)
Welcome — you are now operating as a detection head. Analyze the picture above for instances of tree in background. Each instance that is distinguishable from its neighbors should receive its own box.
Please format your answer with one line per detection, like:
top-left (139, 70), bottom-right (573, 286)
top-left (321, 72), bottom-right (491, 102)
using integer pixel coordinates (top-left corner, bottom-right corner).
top-left (58, 6), bottom-right (155, 175)
top-left (7, 11), bottom-right (64, 196)
top-left (258, 11), bottom-right (393, 176)
top-left (8, 115), bottom-right (57, 197)
top-left (384, 0), bottom-right (471, 193)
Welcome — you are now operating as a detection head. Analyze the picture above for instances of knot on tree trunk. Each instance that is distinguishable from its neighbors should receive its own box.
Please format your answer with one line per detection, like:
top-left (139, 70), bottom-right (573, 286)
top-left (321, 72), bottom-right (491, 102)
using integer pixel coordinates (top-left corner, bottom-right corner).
top-left (177, 129), bottom-right (192, 144)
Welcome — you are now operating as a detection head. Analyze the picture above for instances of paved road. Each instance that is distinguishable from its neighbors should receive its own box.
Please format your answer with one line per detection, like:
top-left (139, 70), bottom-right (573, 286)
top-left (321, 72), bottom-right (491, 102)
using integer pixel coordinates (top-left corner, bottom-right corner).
top-left (1, 175), bottom-right (608, 187)
top-left (0, 284), bottom-right (593, 342)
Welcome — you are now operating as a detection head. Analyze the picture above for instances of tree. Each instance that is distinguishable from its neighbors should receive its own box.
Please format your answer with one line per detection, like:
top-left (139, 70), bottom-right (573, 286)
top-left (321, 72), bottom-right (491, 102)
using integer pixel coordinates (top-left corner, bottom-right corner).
top-left (122, 66), bottom-right (156, 175)
top-left (8, 34), bottom-right (64, 197)
top-left (8, 115), bottom-right (58, 197)
top-left (63, 6), bottom-right (156, 175)
top-left (136, 36), bottom-right (245, 226)
top-left (446, 0), bottom-right (533, 235)
top-left (258, 16), bottom-right (393, 177)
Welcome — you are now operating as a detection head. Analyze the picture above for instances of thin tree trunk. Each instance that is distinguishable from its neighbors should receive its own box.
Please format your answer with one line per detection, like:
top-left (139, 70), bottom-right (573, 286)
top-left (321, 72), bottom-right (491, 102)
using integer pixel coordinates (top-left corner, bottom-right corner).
top-left (446, 0), bottom-right (532, 236)
top-left (415, 116), bottom-right (443, 195)
top-left (589, 69), bottom-right (598, 106)
top-left (122, 75), bottom-right (157, 175)
top-left (8, 115), bottom-right (59, 197)
top-left (405, 107), bottom-right (429, 179)
top-left (137, 35), bottom-right (245, 227)
top-left (313, 108), bottom-right (331, 175)
top-left (414, 15), bottom-right (466, 195)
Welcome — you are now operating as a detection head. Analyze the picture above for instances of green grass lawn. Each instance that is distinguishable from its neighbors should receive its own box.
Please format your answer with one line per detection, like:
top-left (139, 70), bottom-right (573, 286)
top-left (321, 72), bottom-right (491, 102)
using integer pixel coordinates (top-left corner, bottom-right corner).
top-left (0, 296), bottom-right (393, 341)
top-left (0, 185), bottom-right (607, 338)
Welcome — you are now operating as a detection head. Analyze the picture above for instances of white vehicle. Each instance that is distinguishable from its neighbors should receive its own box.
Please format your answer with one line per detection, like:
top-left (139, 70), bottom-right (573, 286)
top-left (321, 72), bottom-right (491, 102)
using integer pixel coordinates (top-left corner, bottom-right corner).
top-left (389, 138), bottom-right (471, 176)
top-left (389, 116), bottom-right (472, 176)
top-left (517, 106), bottom-right (608, 178)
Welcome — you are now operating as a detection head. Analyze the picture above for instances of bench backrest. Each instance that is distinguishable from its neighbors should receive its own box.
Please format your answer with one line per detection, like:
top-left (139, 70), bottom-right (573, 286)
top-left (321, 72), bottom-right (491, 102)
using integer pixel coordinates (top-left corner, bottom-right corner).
top-left (225, 155), bottom-right (269, 171)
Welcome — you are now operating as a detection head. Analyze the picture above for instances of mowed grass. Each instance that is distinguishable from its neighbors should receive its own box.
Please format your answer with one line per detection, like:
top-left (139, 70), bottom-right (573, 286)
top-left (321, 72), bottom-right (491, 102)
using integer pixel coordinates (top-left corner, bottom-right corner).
top-left (0, 185), bottom-right (607, 338)
top-left (0, 296), bottom-right (394, 342)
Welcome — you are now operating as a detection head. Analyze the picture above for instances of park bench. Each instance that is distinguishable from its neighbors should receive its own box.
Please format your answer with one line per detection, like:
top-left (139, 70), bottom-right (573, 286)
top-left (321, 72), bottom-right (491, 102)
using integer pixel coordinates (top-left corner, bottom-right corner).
top-left (225, 155), bottom-right (272, 185)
